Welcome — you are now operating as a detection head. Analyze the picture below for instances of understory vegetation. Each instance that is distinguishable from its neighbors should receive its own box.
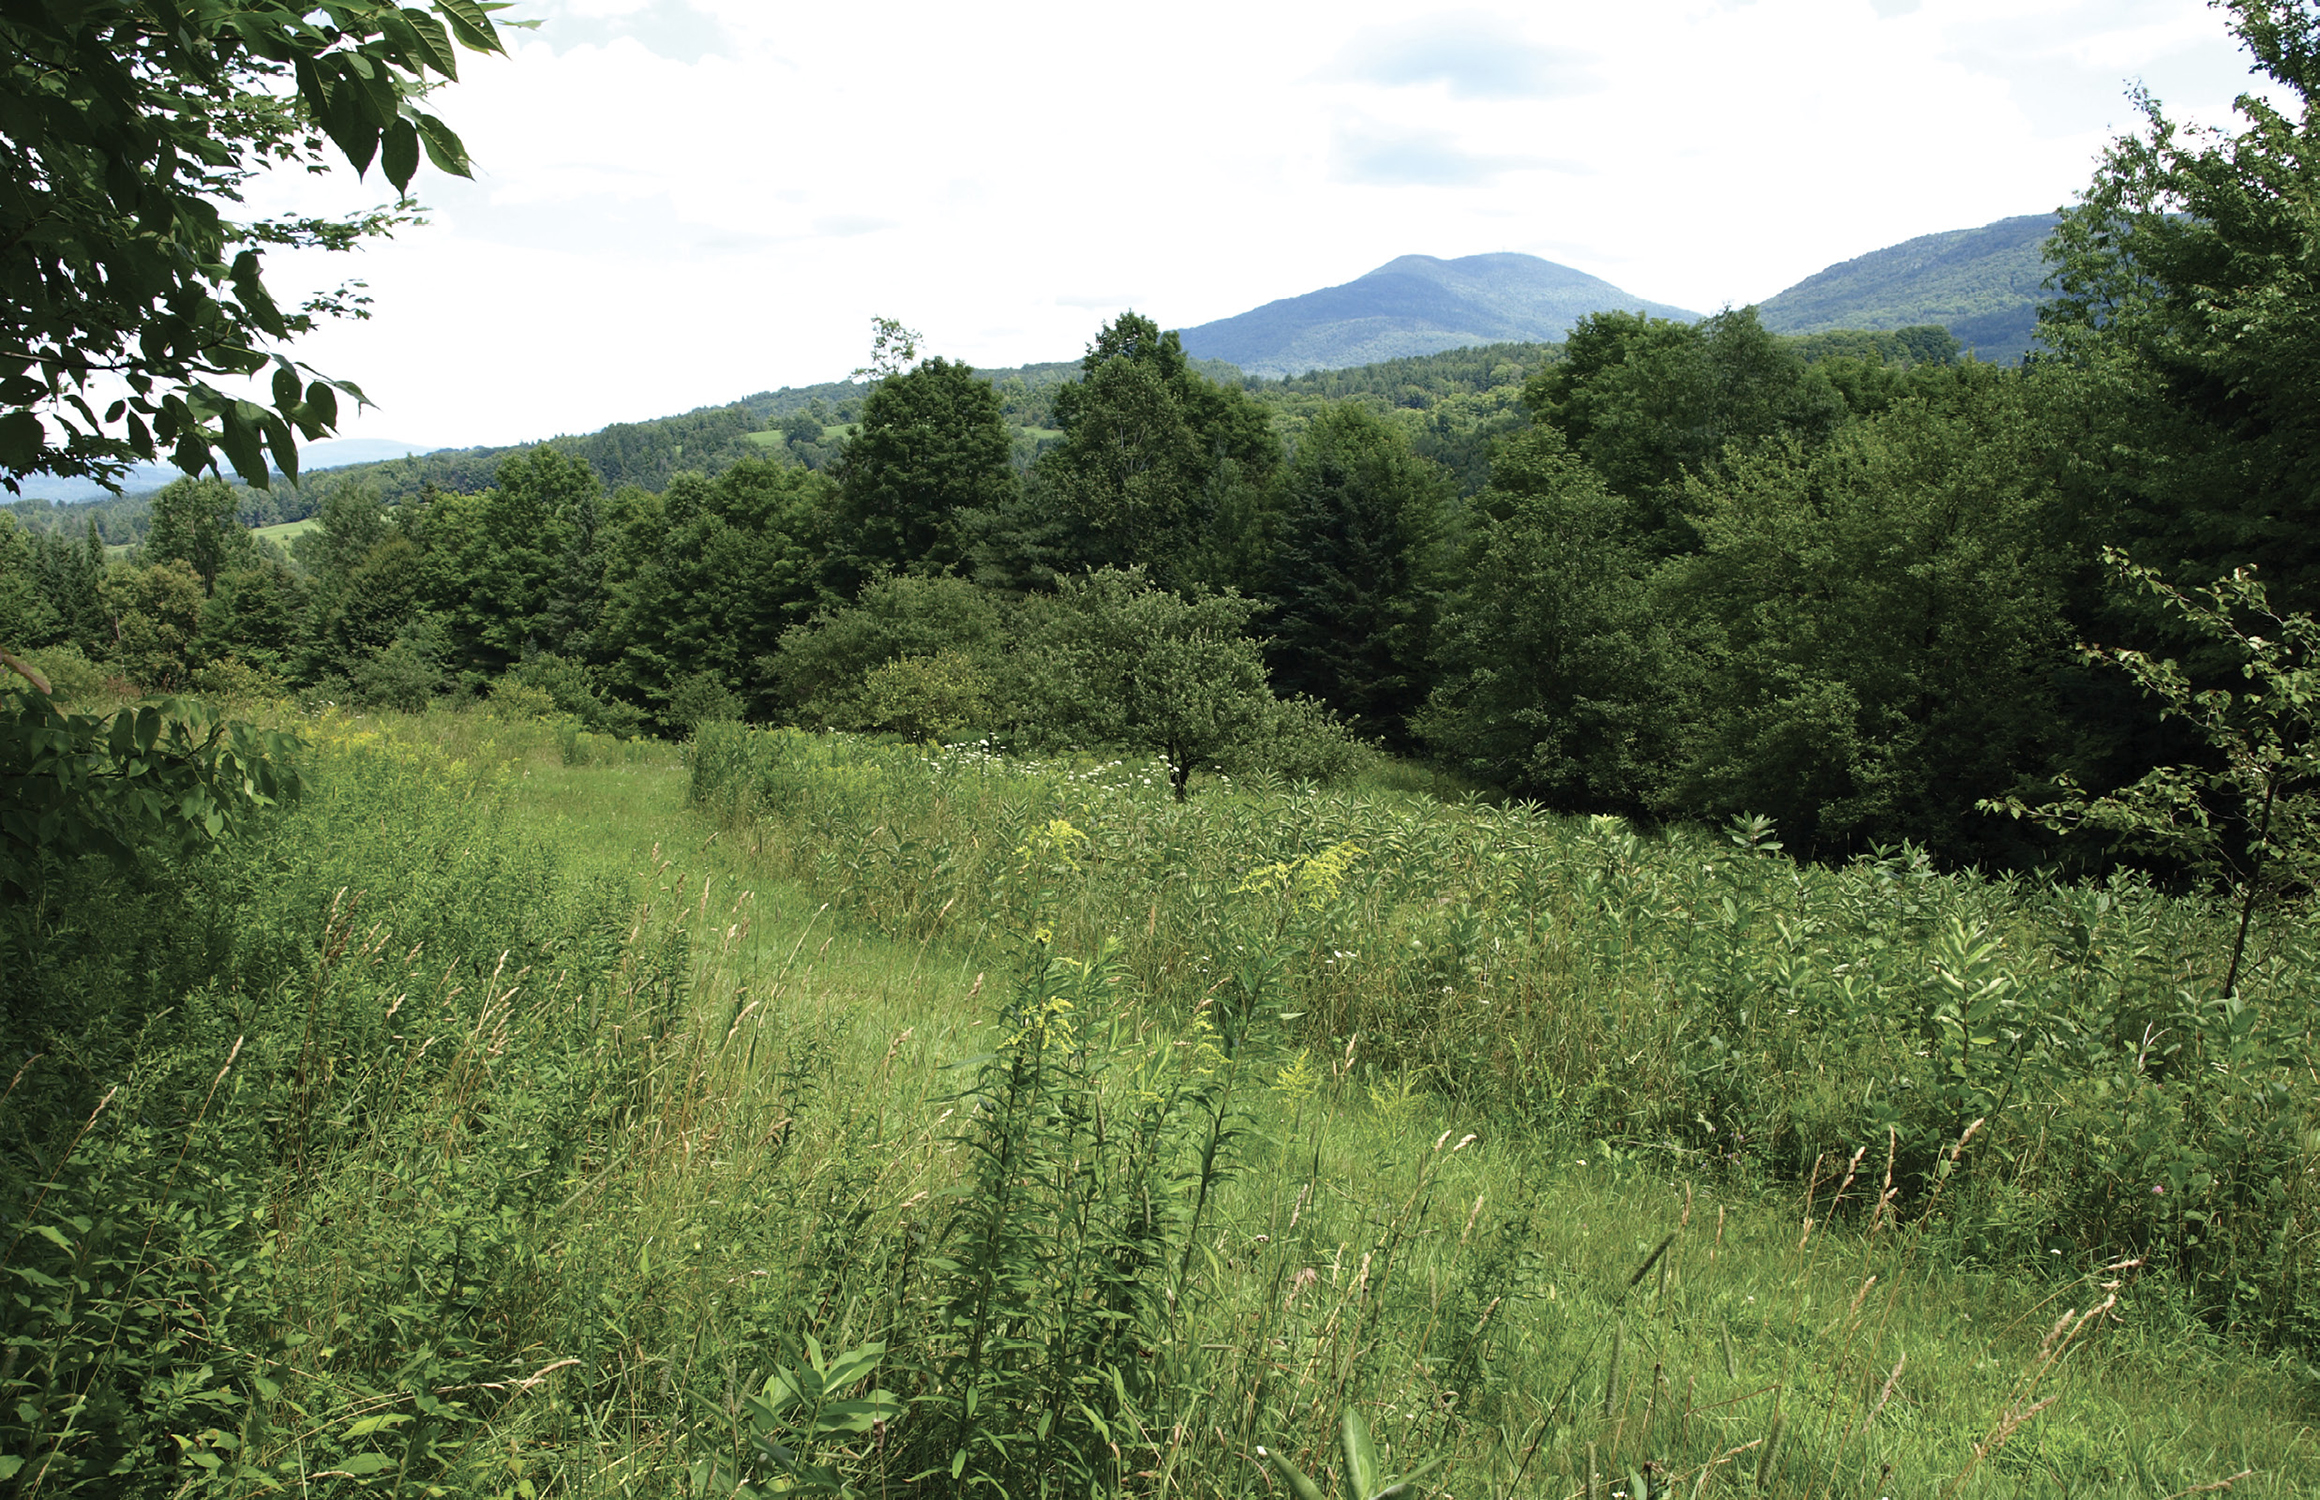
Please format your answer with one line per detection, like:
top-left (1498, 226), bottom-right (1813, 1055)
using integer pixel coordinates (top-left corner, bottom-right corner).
top-left (2, 706), bottom-right (2315, 1496)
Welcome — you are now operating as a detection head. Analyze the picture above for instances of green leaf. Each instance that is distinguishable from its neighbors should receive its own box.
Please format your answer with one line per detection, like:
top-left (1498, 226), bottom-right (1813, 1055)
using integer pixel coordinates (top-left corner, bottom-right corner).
top-left (382, 117), bottom-right (420, 193)
top-left (401, 8), bottom-right (462, 76)
top-left (1339, 1408), bottom-right (1382, 1500)
top-left (1261, 1446), bottom-right (1328, 1500)
top-left (413, 113), bottom-right (473, 177)
top-left (0, 411), bottom-right (43, 471)
top-left (434, 0), bottom-right (505, 52)
top-left (334, 1451), bottom-right (396, 1475)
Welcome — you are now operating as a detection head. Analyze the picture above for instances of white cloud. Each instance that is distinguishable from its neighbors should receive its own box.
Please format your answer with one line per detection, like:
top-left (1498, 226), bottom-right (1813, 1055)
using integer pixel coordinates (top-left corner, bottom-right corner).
top-left (232, 0), bottom-right (2270, 450)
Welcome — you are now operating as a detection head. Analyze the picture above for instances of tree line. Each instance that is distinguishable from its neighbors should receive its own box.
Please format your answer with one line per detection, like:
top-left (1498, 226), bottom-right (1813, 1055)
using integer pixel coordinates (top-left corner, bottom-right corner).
top-left (11, 0), bottom-right (2320, 863)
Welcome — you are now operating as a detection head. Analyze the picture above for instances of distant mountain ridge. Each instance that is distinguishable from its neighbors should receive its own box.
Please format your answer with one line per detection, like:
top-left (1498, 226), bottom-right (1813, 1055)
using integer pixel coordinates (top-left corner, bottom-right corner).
top-left (1177, 253), bottom-right (1699, 377)
top-left (1754, 213), bottom-right (2060, 364)
top-left (8, 437), bottom-right (438, 504)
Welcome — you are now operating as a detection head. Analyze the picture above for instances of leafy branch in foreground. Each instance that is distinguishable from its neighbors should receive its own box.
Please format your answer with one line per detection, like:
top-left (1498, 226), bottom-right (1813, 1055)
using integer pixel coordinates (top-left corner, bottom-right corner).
top-left (1985, 547), bottom-right (2320, 997)
top-left (0, 683), bottom-right (301, 901)
top-left (1, 1), bottom-right (522, 492)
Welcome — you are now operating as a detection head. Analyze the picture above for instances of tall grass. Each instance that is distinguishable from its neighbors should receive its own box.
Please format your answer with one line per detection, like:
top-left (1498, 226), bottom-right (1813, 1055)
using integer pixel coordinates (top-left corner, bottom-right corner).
top-left (689, 726), bottom-right (2320, 1352)
top-left (0, 711), bottom-right (2313, 1495)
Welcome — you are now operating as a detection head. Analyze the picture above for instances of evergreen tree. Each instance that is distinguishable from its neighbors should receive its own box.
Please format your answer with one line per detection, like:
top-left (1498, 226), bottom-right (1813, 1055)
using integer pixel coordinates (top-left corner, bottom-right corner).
top-left (986, 313), bottom-right (1280, 590)
top-left (827, 356), bottom-right (1017, 592)
top-left (1267, 403), bottom-right (1450, 745)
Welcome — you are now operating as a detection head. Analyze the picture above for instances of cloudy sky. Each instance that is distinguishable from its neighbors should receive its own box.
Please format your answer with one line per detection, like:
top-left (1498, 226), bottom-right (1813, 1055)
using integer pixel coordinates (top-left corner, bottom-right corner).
top-left (249, 0), bottom-right (2275, 451)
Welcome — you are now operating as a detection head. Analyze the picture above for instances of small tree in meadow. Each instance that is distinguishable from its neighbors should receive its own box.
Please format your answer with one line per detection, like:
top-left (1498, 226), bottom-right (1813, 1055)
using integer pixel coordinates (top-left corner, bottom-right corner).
top-left (1020, 568), bottom-right (1273, 800)
top-left (1988, 548), bottom-right (2320, 998)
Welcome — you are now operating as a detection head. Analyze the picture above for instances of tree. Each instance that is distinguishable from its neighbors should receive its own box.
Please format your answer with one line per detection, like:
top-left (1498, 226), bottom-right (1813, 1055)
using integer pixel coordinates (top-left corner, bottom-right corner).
top-left (827, 356), bottom-right (1017, 589)
top-left (2041, 0), bottom-right (2320, 610)
top-left (1018, 567), bottom-right (1274, 800)
top-left (601, 458), bottom-right (832, 725)
top-left (142, 475), bottom-right (257, 592)
top-left (767, 573), bottom-right (1014, 727)
top-left (1523, 307), bottom-right (1847, 550)
top-left (2, 1), bottom-right (516, 495)
top-left (989, 314), bottom-right (1281, 590)
top-left (1990, 551), bottom-right (2320, 999)
top-left (1417, 427), bottom-right (1678, 808)
top-left (1267, 403), bottom-right (1451, 745)
top-left (1653, 380), bottom-right (2075, 859)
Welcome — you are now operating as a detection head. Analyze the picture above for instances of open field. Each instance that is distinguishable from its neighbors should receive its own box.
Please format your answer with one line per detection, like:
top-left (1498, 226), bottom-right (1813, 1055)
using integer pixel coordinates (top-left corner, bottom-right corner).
top-left (251, 515), bottom-right (323, 548)
top-left (4, 709), bottom-right (2316, 1496)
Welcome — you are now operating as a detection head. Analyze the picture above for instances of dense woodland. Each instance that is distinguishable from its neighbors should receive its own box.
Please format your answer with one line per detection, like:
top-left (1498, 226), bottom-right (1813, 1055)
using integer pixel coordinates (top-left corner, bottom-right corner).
top-left (0, 257), bottom-right (2271, 870)
top-left (6, 7), bottom-right (2320, 874)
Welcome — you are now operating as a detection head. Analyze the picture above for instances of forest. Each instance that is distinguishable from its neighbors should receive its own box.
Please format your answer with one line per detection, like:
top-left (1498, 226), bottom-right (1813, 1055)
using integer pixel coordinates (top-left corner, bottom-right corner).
top-left (0, 272), bottom-right (2278, 868)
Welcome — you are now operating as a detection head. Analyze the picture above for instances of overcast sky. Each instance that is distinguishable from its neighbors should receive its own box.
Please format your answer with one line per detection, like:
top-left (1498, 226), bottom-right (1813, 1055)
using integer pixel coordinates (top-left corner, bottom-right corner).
top-left (248, 0), bottom-right (2276, 451)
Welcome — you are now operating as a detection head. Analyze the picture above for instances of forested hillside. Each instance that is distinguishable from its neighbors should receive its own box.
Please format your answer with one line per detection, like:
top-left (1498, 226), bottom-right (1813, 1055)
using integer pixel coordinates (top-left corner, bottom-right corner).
top-left (1756, 212), bottom-right (2059, 363)
top-left (1178, 251), bottom-right (1698, 375)
top-left (0, 260), bottom-right (2210, 870)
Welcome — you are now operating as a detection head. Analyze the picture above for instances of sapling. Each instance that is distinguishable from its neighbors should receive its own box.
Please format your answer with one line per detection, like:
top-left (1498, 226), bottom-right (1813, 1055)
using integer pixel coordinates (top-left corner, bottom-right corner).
top-left (1986, 548), bottom-right (2320, 998)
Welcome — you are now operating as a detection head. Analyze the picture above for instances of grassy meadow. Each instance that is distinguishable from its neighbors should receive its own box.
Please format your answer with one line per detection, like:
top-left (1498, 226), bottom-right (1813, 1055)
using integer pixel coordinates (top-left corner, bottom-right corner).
top-left (4, 707), bottom-right (2317, 1497)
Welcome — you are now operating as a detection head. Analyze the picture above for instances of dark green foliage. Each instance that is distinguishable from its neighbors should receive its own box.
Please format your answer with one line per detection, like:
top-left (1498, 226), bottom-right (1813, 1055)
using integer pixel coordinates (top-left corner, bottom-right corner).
top-left (1417, 428), bottom-right (1676, 808)
top-left (140, 478), bottom-right (258, 593)
top-left (101, 559), bottom-right (206, 692)
top-left (0, 2), bottom-right (509, 493)
top-left (826, 357), bottom-right (1017, 590)
top-left (438, 447), bottom-right (604, 676)
top-left (988, 314), bottom-right (1282, 591)
top-left (197, 559), bottom-right (307, 681)
top-left (1756, 213), bottom-right (2059, 364)
top-left (768, 574), bottom-right (1014, 729)
top-left (2042, 1), bottom-right (2320, 613)
top-left (1992, 552), bottom-right (2320, 999)
top-left (1525, 307), bottom-right (1848, 547)
top-left (1268, 403), bottom-right (1452, 745)
top-left (0, 687), bottom-right (296, 904)
top-left (1656, 378), bottom-right (2076, 859)
top-left (601, 459), bottom-right (833, 725)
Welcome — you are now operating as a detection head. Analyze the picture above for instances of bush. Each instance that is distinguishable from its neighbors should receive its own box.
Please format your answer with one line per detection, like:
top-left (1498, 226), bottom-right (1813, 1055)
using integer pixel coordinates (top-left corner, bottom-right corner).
top-left (1222, 692), bottom-right (1371, 784)
top-left (507, 652), bottom-right (644, 738)
top-left (668, 669), bottom-right (745, 732)
top-left (18, 643), bottom-right (107, 702)
top-left (837, 649), bottom-right (990, 741)
top-left (188, 655), bottom-right (289, 703)
top-left (352, 631), bottom-right (446, 712)
top-left (484, 678), bottom-right (559, 722)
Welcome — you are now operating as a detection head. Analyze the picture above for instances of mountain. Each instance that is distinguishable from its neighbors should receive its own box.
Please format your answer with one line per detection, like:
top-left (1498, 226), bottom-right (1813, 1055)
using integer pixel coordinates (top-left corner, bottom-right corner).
top-left (6, 437), bottom-right (438, 505)
top-left (1755, 213), bottom-right (2060, 365)
top-left (296, 437), bottom-right (440, 470)
top-left (1176, 253), bottom-right (1699, 377)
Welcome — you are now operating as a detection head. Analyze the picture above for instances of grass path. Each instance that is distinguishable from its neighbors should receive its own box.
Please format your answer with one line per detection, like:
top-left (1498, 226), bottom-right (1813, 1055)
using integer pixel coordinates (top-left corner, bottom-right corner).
top-left (469, 729), bottom-right (2320, 1497)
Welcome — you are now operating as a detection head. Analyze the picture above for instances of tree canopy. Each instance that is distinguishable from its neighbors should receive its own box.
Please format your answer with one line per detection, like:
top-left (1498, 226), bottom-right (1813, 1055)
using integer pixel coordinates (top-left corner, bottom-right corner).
top-left (1, 0), bottom-right (516, 494)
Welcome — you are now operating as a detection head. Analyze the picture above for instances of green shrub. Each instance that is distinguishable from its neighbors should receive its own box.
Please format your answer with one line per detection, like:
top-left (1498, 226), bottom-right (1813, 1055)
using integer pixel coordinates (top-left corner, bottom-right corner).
top-left (507, 651), bottom-right (643, 738)
top-left (837, 649), bottom-right (990, 741)
top-left (484, 678), bottom-right (558, 721)
top-left (18, 642), bottom-right (108, 701)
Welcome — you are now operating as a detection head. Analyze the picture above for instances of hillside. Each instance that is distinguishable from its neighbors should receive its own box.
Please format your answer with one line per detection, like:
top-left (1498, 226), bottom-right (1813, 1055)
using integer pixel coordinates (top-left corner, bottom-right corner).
top-left (1755, 212), bottom-right (2059, 363)
top-left (1177, 252), bottom-right (1698, 377)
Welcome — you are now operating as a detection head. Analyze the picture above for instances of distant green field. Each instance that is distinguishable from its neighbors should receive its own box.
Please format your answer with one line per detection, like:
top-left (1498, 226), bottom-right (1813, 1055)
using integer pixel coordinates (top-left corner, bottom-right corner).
top-left (252, 515), bottom-right (320, 547)
top-left (743, 424), bottom-right (1059, 451)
